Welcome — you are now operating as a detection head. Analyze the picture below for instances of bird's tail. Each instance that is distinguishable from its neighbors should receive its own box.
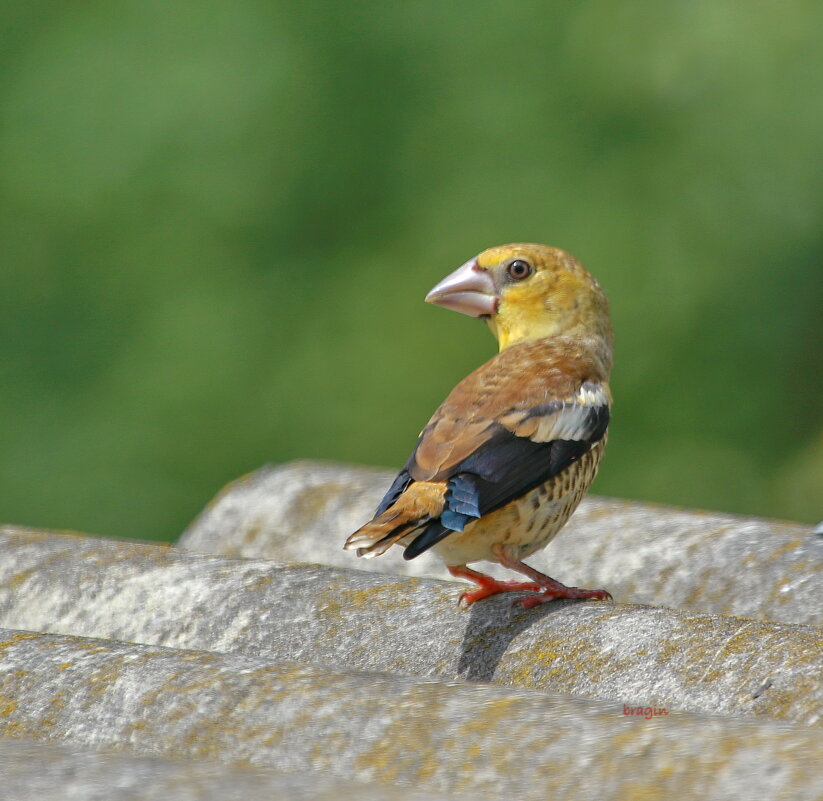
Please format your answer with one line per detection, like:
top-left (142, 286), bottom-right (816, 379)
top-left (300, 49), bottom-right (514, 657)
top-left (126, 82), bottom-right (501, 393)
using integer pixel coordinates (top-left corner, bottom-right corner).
top-left (343, 482), bottom-right (446, 558)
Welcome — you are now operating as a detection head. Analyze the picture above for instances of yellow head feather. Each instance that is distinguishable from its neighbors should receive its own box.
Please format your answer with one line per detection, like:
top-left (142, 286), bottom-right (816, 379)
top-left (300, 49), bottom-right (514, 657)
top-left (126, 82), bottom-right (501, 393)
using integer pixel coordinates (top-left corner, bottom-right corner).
top-left (476, 243), bottom-right (612, 354)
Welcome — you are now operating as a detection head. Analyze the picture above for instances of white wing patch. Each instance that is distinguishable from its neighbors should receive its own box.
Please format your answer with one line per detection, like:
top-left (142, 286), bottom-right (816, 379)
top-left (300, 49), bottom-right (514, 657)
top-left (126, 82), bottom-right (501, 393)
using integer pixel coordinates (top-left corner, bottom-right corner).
top-left (499, 383), bottom-right (610, 443)
top-left (576, 382), bottom-right (609, 407)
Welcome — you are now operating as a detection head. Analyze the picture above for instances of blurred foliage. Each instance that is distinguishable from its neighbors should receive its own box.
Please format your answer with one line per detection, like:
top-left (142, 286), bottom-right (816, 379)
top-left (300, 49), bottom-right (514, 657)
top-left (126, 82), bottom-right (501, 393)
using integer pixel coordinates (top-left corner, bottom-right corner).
top-left (0, 0), bottom-right (821, 543)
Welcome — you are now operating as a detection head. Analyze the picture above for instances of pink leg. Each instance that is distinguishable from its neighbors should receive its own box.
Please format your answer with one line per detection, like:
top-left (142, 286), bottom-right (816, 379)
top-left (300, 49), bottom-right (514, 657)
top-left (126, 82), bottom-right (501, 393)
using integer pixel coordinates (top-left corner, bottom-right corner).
top-left (491, 545), bottom-right (612, 609)
top-left (447, 565), bottom-right (542, 608)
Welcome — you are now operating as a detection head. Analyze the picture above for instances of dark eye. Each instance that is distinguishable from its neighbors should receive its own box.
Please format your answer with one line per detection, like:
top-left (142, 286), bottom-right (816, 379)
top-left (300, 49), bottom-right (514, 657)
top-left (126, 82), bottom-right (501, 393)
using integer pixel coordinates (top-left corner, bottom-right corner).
top-left (506, 259), bottom-right (532, 280)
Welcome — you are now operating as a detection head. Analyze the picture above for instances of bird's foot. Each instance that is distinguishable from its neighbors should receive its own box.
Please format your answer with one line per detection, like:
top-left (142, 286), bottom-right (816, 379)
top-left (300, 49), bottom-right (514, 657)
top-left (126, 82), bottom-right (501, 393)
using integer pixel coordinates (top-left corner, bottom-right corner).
top-left (513, 585), bottom-right (613, 610)
top-left (487, 545), bottom-right (612, 610)
top-left (458, 579), bottom-right (544, 608)
top-left (447, 565), bottom-right (541, 608)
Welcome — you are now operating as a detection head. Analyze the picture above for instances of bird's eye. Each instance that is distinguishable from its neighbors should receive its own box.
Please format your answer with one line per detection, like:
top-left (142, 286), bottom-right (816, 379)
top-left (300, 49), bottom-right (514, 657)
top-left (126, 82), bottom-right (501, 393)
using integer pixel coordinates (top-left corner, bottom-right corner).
top-left (506, 259), bottom-right (533, 280)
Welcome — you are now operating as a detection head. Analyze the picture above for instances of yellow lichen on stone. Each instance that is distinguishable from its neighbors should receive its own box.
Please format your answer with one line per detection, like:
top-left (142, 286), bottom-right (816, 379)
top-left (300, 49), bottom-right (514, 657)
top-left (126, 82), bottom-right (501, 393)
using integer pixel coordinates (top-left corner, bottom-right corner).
top-left (240, 520), bottom-right (264, 548)
top-left (353, 684), bottom-right (446, 783)
top-left (767, 539), bottom-right (804, 562)
top-left (329, 579), bottom-right (421, 615)
top-left (0, 698), bottom-right (18, 716)
top-left (87, 656), bottom-right (128, 698)
top-left (445, 697), bottom-right (534, 791)
top-left (501, 615), bottom-right (625, 691)
top-left (246, 574), bottom-right (273, 592)
top-left (290, 482), bottom-right (347, 527)
top-left (41, 690), bottom-right (67, 729)
top-left (7, 568), bottom-right (36, 589)
top-left (0, 632), bottom-right (40, 653)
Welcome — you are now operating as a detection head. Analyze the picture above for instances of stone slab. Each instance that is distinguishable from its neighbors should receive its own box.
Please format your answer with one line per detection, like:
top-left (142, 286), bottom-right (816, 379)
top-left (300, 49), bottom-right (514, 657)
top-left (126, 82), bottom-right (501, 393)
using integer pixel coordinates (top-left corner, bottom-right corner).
top-left (0, 737), bottom-right (455, 801)
top-left (178, 461), bottom-right (823, 626)
top-left (0, 528), bottom-right (820, 726)
top-left (0, 628), bottom-right (822, 801)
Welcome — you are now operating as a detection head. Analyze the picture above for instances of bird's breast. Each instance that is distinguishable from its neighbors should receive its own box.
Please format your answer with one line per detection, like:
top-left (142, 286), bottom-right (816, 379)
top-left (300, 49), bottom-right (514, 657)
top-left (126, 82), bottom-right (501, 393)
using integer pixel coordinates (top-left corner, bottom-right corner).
top-left (432, 438), bottom-right (606, 567)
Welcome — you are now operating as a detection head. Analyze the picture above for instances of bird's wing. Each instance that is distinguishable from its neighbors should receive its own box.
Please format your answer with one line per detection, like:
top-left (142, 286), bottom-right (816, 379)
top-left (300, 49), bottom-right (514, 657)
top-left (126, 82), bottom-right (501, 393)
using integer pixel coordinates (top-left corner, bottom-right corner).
top-left (373, 341), bottom-right (611, 554)
top-left (421, 381), bottom-right (609, 512)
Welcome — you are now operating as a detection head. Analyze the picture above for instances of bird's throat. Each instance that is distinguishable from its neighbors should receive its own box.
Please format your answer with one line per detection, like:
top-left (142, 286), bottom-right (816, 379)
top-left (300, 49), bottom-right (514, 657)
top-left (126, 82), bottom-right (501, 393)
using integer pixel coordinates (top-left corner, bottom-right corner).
top-left (486, 314), bottom-right (564, 351)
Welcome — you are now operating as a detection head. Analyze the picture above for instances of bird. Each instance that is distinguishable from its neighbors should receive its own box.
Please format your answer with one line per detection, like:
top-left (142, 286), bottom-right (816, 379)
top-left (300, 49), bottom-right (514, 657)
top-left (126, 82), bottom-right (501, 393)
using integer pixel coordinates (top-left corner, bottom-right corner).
top-left (344, 243), bottom-right (613, 608)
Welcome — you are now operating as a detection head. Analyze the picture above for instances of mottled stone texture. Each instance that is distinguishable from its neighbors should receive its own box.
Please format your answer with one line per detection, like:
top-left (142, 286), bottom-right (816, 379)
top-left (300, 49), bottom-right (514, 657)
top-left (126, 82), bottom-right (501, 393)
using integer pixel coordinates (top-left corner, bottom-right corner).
top-left (1, 629), bottom-right (822, 801)
top-left (0, 738), bottom-right (455, 801)
top-left (0, 528), bottom-right (821, 726)
top-left (1, 459), bottom-right (822, 800)
top-left (179, 460), bottom-right (823, 625)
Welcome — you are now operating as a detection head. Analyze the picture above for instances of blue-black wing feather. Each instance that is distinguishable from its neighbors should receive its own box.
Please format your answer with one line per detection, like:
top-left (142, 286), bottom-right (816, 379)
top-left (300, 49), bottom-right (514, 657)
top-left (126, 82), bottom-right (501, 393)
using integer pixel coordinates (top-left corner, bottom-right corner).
top-left (403, 404), bottom-right (609, 559)
top-left (374, 468), bottom-right (413, 517)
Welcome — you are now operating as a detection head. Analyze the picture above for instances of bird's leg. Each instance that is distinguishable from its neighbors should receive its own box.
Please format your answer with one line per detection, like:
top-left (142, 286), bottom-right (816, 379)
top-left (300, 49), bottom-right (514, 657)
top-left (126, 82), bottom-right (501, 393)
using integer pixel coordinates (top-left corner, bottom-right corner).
top-left (490, 545), bottom-right (612, 609)
top-left (447, 565), bottom-right (542, 608)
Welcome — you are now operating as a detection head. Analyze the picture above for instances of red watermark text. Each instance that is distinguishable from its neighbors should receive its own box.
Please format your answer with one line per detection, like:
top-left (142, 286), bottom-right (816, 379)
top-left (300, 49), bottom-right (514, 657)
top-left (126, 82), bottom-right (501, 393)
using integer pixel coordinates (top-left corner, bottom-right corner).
top-left (623, 704), bottom-right (669, 719)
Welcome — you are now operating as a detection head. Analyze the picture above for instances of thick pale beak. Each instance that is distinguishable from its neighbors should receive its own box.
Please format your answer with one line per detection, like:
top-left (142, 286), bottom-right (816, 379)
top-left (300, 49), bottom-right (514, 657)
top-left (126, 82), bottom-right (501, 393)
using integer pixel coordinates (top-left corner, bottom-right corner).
top-left (425, 258), bottom-right (498, 317)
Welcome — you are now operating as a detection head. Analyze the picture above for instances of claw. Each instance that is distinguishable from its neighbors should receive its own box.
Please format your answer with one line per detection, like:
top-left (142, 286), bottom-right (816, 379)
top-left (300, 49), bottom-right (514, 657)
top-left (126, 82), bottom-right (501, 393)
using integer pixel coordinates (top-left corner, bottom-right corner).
top-left (448, 560), bottom-right (612, 610)
top-left (448, 565), bottom-right (543, 607)
top-left (513, 587), bottom-right (613, 610)
top-left (456, 581), bottom-right (542, 608)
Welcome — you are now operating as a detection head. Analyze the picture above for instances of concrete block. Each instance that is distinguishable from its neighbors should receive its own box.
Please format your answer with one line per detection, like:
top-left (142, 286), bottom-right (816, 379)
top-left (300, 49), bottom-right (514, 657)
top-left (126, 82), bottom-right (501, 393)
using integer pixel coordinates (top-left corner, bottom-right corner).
top-left (178, 461), bottom-right (823, 626)
top-left (0, 628), bottom-right (822, 801)
top-left (0, 737), bottom-right (456, 801)
top-left (0, 528), bottom-right (820, 726)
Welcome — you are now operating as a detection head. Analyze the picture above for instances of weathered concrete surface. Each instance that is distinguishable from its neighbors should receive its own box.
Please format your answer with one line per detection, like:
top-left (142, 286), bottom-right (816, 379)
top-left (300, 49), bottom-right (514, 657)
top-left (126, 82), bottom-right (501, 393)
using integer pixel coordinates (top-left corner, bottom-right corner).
top-left (178, 460), bottom-right (823, 626)
top-left (1, 629), bottom-right (822, 801)
top-left (179, 461), bottom-right (436, 571)
top-left (0, 738), bottom-right (457, 801)
top-left (1, 528), bottom-right (821, 726)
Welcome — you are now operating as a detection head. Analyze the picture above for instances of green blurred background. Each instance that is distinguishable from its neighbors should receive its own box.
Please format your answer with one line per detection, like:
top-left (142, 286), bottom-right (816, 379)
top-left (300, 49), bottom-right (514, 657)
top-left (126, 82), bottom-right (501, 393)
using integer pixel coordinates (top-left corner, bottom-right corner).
top-left (1, 1), bottom-right (821, 543)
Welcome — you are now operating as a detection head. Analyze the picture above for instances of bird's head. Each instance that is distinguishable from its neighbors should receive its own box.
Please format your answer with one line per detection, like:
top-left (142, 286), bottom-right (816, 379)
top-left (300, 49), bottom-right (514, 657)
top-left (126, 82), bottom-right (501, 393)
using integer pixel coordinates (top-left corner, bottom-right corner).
top-left (426, 243), bottom-right (612, 353)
